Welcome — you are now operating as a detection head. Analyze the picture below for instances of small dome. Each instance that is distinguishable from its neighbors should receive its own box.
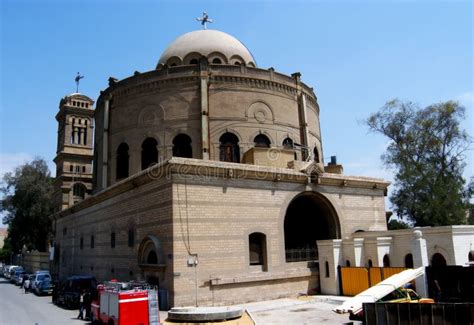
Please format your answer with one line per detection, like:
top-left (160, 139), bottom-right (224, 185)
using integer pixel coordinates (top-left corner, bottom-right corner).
top-left (158, 30), bottom-right (256, 68)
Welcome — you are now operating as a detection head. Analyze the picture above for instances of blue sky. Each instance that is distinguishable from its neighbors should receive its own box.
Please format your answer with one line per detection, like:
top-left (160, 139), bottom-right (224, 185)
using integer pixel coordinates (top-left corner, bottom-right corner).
top-left (1, 0), bottom-right (473, 206)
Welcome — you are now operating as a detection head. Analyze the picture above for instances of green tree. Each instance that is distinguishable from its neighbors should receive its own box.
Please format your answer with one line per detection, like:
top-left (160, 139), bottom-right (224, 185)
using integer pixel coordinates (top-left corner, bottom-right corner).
top-left (366, 100), bottom-right (472, 227)
top-left (1, 158), bottom-right (54, 252)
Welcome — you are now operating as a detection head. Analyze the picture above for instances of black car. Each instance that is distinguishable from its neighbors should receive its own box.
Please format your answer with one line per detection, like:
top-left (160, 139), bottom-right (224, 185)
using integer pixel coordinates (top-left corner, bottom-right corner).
top-left (53, 275), bottom-right (97, 308)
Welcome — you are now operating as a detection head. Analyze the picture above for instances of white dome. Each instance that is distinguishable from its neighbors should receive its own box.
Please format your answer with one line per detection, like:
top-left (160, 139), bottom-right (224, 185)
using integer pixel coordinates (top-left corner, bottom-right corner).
top-left (158, 30), bottom-right (256, 67)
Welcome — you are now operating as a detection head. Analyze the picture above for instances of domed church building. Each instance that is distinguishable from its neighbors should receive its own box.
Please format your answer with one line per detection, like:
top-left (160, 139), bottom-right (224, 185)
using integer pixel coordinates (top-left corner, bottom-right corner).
top-left (52, 21), bottom-right (389, 307)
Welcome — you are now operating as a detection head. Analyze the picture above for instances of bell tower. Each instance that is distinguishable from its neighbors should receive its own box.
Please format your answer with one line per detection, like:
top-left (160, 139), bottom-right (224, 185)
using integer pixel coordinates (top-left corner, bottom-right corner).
top-left (53, 93), bottom-right (95, 212)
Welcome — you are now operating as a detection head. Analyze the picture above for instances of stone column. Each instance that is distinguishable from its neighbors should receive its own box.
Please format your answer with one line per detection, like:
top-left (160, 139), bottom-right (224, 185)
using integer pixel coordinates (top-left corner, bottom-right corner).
top-left (353, 238), bottom-right (364, 267)
top-left (102, 97), bottom-right (110, 189)
top-left (73, 127), bottom-right (79, 145)
top-left (376, 237), bottom-right (392, 267)
top-left (317, 239), bottom-right (343, 295)
top-left (411, 230), bottom-right (429, 297)
top-left (200, 59), bottom-right (210, 160)
top-left (292, 72), bottom-right (310, 160)
top-left (79, 128), bottom-right (84, 145)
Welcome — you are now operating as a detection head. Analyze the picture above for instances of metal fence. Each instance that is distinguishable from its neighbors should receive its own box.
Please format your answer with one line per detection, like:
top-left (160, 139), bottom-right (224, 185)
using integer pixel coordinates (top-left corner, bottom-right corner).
top-left (363, 302), bottom-right (474, 325)
top-left (285, 248), bottom-right (317, 262)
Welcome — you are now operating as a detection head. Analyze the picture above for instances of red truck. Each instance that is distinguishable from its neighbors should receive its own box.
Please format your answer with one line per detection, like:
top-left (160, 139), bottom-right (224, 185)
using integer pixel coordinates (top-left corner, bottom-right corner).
top-left (91, 280), bottom-right (161, 325)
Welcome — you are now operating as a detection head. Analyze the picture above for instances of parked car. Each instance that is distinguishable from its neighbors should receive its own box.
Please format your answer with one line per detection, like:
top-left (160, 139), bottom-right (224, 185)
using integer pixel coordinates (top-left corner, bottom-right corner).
top-left (14, 271), bottom-right (27, 286)
top-left (5, 265), bottom-right (19, 279)
top-left (10, 268), bottom-right (24, 283)
top-left (1, 265), bottom-right (10, 277)
top-left (31, 272), bottom-right (51, 291)
top-left (53, 275), bottom-right (97, 308)
top-left (35, 279), bottom-right (54, 295)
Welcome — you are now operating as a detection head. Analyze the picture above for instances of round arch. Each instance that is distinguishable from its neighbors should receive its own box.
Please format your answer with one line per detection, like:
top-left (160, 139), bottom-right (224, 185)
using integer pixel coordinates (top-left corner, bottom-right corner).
top-left (137, 235), bottom-right (165, 266)
top-left (431, 253), bottom-right (447, 267)
top-left (282, 191), bottom-right (341, 262)
top-left (72, 182), bottom-right (87, 204)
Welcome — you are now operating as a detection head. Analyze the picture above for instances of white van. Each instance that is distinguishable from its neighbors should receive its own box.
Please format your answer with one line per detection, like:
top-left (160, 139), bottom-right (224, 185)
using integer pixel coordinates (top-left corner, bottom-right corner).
top-left (31, 272), bottom-right (51, 291)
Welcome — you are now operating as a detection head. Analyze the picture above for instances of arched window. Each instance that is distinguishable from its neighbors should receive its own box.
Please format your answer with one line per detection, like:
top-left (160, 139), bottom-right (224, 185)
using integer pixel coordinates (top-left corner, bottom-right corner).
top-left (346, 260), bottom-right (351, 267)
top-left (367, 259), bottom-right (373, 267)
top-left (219, 132), bottom-right (240, 163)
top-left (110, 232), bottom-right (116, 248)
top-left (147, 251), bottom-right (158, 264)
top-left (83, 128), bottom-right (87, 145)
top-left (254, 134), bottom-right (271, 148)
top-left (190, 59), bottom-right (198, 65)
top-left (212, 58), bottom-right (222, 64)
top-left (72, 183), bottom-right (86, 203)
top-left (172, 134), bottom-right (192, 158)
top-left (128, 228), bottom-right (135, 247)
top-left (71, 118), bottom-right (76, 144)
top-left (141, 138), bottom-right (158, 170)
top-left (116, 143), bottom-right (129, 180)
top-left (282, 137), bottom-right (294, 149)
top-left (431, 253), bottom-right (447, 267)
top-left (383, 254), bottom-right (391, 267)
top-left (405, 253), bottom-right (414, 268)
top-left (469, 251), bottom-right (474, 262)
top-left (249, 232), bottom-right (267, 269)
top-left (325, 261), bottom-right (330, 277)
top-left (314, 147), bottom-right (320, 162)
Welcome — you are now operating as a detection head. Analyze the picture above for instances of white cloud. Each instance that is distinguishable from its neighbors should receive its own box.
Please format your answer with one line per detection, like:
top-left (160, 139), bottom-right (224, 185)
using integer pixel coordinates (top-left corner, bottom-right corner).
top-left (0, 152), bottom-right (33, 179)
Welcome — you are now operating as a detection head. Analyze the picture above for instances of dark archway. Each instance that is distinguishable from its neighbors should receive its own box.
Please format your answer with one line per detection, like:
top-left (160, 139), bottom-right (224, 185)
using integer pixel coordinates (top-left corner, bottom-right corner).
top-left (138, 235), bottom-right (165, 266)
top-left (284, 192), bottom-right (340, 262)
top-left (282, 137), bottom-right (294, 149)
top-left (405, 253), bottom-right (414, 268)
top-left (172, 134), bottom-right (192, 158)
top-left (141, 137), bottom-right (158, 170)
top-left (431, 253), bottom-right (447, 267)
top-left (116, 143), bottom-right (129, 180)
top-left (383, 254), bottom-right (391, 267)
top-left (313, 147), bottom-right (320, 162)
top-left (72, 183), bottom-right (86, 204)
top-left (219, 132), bottom-right (240, 163)
top-left (147, 251), bottom-right (158, 264)
top-left (254, 134), bottom-right (271, 148)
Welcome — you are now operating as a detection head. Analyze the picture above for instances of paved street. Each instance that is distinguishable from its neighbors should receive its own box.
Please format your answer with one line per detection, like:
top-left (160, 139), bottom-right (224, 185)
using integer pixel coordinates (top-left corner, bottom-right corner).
top-left (0, 278), bottom-right (81, 325)
top-left (0, 276), bottom-right (353, 325)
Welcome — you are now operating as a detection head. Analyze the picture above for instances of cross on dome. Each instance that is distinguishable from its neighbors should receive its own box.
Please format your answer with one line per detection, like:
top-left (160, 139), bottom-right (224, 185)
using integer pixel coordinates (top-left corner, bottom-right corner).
top-left (196, 12), bottom-right (213, 30)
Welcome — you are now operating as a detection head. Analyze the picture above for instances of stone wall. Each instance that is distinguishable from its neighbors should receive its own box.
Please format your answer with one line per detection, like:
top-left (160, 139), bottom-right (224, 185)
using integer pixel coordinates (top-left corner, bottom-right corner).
top-left (21, 251), bottom-right (50, 272)
top-left (54, 158), bottom-right (389, 307)
top-left (55, 173), bottom-right (174, 299)
top-left (317, 226), bottom-right (474, 295)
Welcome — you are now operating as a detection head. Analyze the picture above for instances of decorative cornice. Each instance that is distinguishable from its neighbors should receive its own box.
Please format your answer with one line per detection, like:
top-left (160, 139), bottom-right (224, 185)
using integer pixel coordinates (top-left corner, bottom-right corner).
top-left (98, 65), bottom-right (317, 106)
top-left (318, 173), bottom-right (390, 189)
top-left (210, 75), bottom-right (297, 98)
top-left (51, 157), bottom-right (390, 222)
